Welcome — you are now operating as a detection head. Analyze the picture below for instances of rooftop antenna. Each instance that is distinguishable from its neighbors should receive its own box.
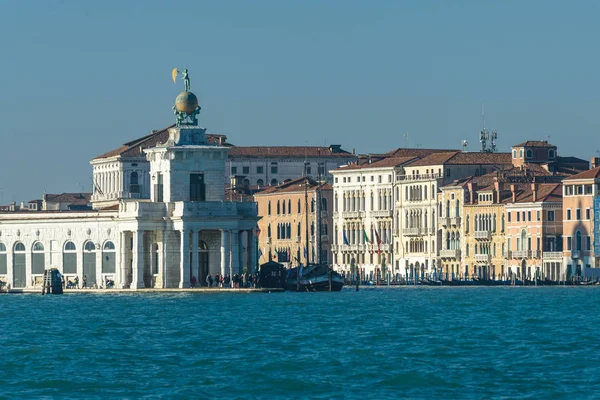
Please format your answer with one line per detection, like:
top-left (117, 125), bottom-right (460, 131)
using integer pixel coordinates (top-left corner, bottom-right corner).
top-left (479, 103), bottom-right (498, 153)
top-left (403, 133), bottom-right (409, 148)
top-left (461, 140), bottom-right (468, 152)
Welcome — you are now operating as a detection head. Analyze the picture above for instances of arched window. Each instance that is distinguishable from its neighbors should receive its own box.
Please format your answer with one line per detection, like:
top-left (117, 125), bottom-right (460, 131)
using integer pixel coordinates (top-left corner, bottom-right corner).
top-left (257, 179), bottom-right (264, 188)
top-left (466, 215), bottom-right (470, 233)
top-left (32, 241), bottom-right (45, 275)
top-left (270, 179), bottom-right (278, 186)
top-left (298, 198), bottom-right (302, 213)
top-left (576, 231), bottom-right (582, 251)
top-left (268, 201), bottom-right (271, 215)
top-left (0, 242), bottom-right (6, 275)
top-left (501, 214), bottom-right (505, 232)
top-left (282, 200), bottom-right (286, 214)
top-left (243, 178), bottom-right (250, 187)
top-left (288, 199), bottom-right (292, 214)
top-left (63, 241), bottom-right (77, 274)
top-left (267, 224), bottom-right (271, 238)
top-left (130, 171), bottom-right (140, 194)
top-left (526, 149), bottom-right (533, 159)
top-left (455, 200), bottom-right (460, 218)
top-left (521, 230), bottom-right (527, 251)
top-left (321, 198), bottom-right (328, 211)
top-left (277, 200), bottom-right (280, 215)
top-left (548, 149), bottom-right (555, 159)
top-left (102, 241), bottom-right (116, 274)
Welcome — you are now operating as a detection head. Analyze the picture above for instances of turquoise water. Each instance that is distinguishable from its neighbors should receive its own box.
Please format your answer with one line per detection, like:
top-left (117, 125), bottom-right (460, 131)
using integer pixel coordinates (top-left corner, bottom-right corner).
top-left (1, 287), bottom-right (599, 399)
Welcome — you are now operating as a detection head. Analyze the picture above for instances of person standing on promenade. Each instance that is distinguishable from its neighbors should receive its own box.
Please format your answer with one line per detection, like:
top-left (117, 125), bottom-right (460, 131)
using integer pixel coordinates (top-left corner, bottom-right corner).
top-left (82, 275), bottom-right (87, 289)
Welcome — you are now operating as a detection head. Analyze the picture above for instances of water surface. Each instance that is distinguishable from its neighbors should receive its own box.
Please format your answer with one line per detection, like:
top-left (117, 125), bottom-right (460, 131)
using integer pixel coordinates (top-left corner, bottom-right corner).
top-left (1, 287), bottom-right (598, 399)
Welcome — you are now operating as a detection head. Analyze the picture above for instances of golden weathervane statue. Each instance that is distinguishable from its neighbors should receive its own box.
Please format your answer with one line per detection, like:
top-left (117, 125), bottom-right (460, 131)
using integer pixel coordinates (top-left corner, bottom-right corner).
top-left (171, 67), bottom-right (200, 126)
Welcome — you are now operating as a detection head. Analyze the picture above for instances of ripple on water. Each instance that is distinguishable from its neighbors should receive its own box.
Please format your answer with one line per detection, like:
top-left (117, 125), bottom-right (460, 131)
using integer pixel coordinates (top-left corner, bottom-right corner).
top-left (1, 287), bottom-right (600, 398)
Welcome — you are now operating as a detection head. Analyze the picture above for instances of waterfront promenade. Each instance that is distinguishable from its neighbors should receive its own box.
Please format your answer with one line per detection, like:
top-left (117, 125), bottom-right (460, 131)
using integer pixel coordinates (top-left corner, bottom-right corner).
top-left (6, 287), bottom-right (283, 294)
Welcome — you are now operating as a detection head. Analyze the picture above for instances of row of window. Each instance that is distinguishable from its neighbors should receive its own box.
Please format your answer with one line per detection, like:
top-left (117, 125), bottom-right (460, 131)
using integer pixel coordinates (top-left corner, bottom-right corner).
top-left (232, 164), bottom-right (326, 176)
top-left (512, 148), bottom-right (555, 159)
top-left (337, 174), bottom-right (393, 184)
top-left (565, 184), bottom-right (594, 196)
top-left (267, 198), bottom-right (327, 215)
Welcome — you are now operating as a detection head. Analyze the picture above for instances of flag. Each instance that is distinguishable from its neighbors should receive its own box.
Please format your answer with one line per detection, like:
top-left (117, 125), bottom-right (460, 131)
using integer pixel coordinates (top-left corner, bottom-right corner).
top-left (374, 229), bottom-right (382, 254)
top-left (363, 229), bottom-right (369, 244)
top-left (343, 231), bottom-right (350, 245)
top-left (273, 250), bottom-right (278, 259)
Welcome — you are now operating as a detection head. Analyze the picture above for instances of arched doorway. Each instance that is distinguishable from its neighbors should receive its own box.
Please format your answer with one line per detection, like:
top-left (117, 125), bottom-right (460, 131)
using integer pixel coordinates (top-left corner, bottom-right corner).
top-left (13, 242), bottom-right (26, 288)
top-left (198, 240), bottom-right (209, 286)
top-left (32, 242), bottom-right (45, 280)
top-left (520, 259), bottom-right (526, 279)
top-left (102, 241), bottom-right (116, 284)
top-left (83, 241), bottom-right (97, 287)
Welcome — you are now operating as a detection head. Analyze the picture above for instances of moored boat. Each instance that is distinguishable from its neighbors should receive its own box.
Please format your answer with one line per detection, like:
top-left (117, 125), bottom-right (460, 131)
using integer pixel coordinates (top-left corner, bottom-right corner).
top-left (285, 264), bottom-right (344, 292)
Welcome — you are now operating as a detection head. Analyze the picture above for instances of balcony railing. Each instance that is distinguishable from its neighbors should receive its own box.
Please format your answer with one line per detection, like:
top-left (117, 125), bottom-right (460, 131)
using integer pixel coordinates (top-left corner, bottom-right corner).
top-left (396, 173), bottom-right (443, 181)
top-left (531, 250), bottom-right (540, 259)
top-left (371, 210), bottom-right (392, 218)
top-left (439, 249), bottom-right (460, 259)
top-left (473, 230), bottom-right (491, 240)
top-left (404, 228), bottom-right (421, 236)
top-left (543, 251), bottom-right (563, 260)
top-left (450, 216), bottom-right (461, 226)
top-left (438, 217), bottom-right (450, 227)
top-left (512, 250), bottom-right (530, 259)
top-left (474, 254), bottom-right (490, 263)
top-left (341, 211), bottom-right (362, 219)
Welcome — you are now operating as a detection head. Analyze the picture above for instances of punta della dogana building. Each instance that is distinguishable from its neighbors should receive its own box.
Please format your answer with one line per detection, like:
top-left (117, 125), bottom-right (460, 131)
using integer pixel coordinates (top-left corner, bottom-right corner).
top-left (0, 72), bottom-right (259, 289)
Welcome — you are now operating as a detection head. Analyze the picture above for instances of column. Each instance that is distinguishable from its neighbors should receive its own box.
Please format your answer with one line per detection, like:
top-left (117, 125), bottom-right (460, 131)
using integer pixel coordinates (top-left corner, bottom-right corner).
top-left (119, 231), bottom-right (128, 288)
top-left (162, 230), bottom-right (169, 288)
top-left (221, 230), bottom-right (230, 278)
top-left (132, 230), bottom-right (145, 289)
top-left (191, 230), bottom-right (199, 283)
top-left (250, 230), bottom-right (258, 274)
top-left (231, 229), bottom-right (240, 275)
top-left (179, 230), bottom-right (190, 288)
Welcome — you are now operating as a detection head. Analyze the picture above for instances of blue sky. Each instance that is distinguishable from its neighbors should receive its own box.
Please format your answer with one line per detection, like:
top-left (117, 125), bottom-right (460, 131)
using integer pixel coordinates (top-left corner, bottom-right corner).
top-left (1, 0), bottom-right (599, 202)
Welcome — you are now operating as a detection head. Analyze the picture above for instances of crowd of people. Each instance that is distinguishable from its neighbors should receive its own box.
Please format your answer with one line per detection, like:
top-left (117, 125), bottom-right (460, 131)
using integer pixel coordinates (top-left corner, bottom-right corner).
top-left (189, 272), bottom-right (260, 289)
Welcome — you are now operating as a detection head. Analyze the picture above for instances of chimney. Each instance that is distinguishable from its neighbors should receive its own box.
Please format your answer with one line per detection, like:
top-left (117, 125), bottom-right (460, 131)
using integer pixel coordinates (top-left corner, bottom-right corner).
top-left (591, 157), bottom-right (600, 170)
top-left (510, 184), bottom-right (516, 203)
top-left (494, 177), bottom-right (503, 202)
top-left (531, 182), bottom-right (538, 202)
top-left (467, 182), bottom-right (477, 203)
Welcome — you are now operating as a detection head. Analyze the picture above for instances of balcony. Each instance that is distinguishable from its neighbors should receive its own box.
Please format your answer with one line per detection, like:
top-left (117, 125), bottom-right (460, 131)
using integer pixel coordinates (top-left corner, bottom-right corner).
top-left (512, 250), bottom-right (530, 259)
top-left (571, 250), bottom-right (581, 259)
top-left (450, 216), bottom-right (461, 226)
top-left (403, 228), bottom-right (421, 236)
top-left (438, 217), bottom-right (450, 227)
top-left (439, 249), bottom-right (460, 259)
top-left (530, 250), bottom-right (540, 259)
top-left (341, 211), bottom-right (362, 219)
top-left (380, 244), bottom-right (392, 252)
top-left (371, 210), bottom-right (392, 218)
top-left (475, 254), bottom-right (491, 263)
top-left (474, 254), bottom-right (491, 263)
top-left (473, 230), bottom-right (491, 240)
top-left (396, 173), bottom-right (443, 181)
top-left (543, 251), bottom-right (563, 260)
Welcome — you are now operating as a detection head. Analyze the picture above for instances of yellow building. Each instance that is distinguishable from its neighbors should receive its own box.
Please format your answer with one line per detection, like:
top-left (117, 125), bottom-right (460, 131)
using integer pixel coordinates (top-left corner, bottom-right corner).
top-left (462, 178), bottom-right (508, 279)
top-left (254, 177), bottom-right (332, 266)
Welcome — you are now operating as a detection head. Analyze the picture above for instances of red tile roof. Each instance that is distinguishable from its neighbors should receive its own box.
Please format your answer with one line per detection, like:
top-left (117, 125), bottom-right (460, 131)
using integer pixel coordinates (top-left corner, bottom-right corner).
top-left (333, 156), bottom-right (418, 171)
top-left (513, 140), bottom-right (556, 148)
top-left (44, 193), bottom-right (91, 204)
top-left (93, 126), bottom-right (231, 160)
top-left (227, 146), bottom-right (353, 158)
top-left (254, 176), bottom-right (331, 196)
top-left (563, 166), bottom-right (600, 181)
top-left (384, 148), bottom-right (458, 158)
top-left (407, 151), bottom-right (511, 167)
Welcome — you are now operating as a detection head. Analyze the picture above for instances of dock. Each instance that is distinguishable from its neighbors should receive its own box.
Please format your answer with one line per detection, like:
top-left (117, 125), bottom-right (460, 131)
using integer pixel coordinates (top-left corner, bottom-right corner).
top-left (6, 287), bottom-right (285, 294)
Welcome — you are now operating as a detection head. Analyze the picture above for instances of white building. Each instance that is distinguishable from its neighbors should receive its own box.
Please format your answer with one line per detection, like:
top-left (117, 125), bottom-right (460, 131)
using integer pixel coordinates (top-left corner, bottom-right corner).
top-left (227, 145), bottom-right (356, 188)
top-left (0, 89), bottom-right (258, 290)
top-left (331, 156), bottom-right (417, 281)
